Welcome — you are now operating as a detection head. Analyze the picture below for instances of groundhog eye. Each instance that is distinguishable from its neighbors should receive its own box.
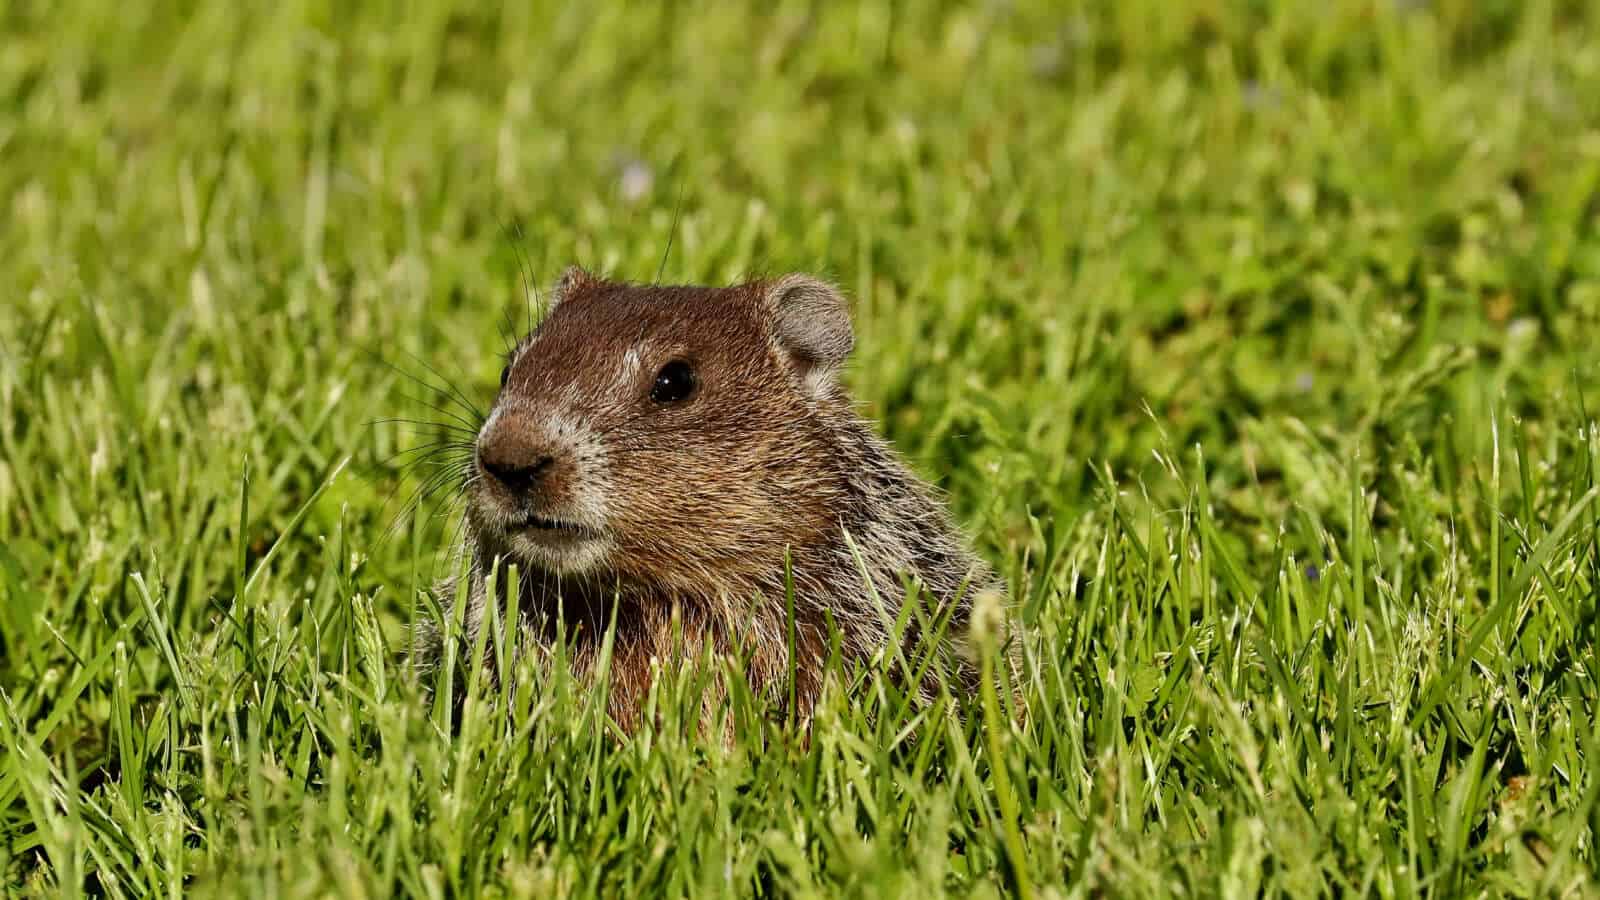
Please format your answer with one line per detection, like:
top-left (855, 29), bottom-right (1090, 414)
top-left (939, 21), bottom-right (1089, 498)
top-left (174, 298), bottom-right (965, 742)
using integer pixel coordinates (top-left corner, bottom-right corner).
top-left (650, 360), bottom-right (696, 404)
top-left (499, 364), bottom-right (511, 389)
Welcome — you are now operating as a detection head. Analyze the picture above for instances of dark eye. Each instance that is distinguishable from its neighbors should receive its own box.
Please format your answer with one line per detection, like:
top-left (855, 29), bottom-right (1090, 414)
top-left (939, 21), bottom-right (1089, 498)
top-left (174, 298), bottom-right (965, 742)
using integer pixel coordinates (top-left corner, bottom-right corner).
top-left (650, 360), bottom-right (696, 404)
top-left (500, 364), bottom-right (511, 388)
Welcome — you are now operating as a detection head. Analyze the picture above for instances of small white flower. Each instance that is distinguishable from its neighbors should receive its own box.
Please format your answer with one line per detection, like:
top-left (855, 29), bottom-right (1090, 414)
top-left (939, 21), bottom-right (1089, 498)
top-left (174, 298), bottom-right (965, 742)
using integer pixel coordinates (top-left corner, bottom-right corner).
top-left (619, 160), bottom-right (654, 204)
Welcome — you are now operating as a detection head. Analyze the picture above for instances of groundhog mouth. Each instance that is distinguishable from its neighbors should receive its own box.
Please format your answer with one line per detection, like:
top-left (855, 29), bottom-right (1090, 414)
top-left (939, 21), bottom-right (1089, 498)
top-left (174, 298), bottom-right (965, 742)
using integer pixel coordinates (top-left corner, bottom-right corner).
top-left (504, 511), bottom-right (602, 540)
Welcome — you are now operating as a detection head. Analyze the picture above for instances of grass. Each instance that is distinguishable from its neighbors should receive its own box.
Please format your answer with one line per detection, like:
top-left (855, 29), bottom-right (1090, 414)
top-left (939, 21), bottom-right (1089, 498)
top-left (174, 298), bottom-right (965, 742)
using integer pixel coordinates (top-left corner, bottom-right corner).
top-left (3, 0), bottom-right (1600, 895)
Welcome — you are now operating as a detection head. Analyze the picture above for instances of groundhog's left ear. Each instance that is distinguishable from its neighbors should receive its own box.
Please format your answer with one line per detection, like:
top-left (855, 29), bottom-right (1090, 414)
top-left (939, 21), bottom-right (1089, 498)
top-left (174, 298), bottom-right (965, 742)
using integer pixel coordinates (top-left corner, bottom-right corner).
top-left (763, 274), bottom-right (854, 385)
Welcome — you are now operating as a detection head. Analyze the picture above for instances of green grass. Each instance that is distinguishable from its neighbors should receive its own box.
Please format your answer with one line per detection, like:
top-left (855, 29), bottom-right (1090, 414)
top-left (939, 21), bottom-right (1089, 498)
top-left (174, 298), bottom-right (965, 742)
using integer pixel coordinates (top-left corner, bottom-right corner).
top-left (4, 1), bottom-right (1600, 895)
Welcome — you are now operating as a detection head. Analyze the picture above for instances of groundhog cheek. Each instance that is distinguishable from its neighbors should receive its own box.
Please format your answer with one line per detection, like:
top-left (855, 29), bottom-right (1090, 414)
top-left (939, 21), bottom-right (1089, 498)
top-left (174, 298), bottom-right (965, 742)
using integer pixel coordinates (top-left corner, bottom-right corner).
top-left (612, 463), bottom-right (742, 528)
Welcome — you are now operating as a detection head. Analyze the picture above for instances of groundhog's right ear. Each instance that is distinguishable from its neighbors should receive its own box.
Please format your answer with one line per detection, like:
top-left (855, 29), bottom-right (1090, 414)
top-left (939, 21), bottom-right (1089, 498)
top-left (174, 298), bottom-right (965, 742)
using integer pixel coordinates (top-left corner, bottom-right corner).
top-left (547, 266), bottom-right (592, 311)
top-left (764, 275), bottom-right (854, 386)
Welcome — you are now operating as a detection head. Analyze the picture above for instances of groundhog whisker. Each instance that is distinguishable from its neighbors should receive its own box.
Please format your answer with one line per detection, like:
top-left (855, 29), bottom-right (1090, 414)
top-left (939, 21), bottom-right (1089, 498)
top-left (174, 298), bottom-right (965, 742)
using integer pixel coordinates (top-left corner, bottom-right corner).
top-left (388, 386), bottom-right (485, 433)
top-left (378, 363), bottom-right (485, 434)
top-left (382, 437), bottom-right (477, 461)
top-left (392, 435), bottom-right (476, 454)
top-left (390, 346), bottom-right (486, 421)
top-left (378, 438), bottom-right (475, 463)
top-left (381, 413), bottom-right (481, 432)
top-left (368, 417), bottom-right (479, 438)
top-left (367, 348), bottom-right (478, 412)
top-left (399, 452), bottom-right (476, 501)
top-left (375, 478), bottom-right (464, 550)
top-left (401, 451), bottom-right (476, 473)
top-left (383, 452), bottom-right (473, 480)
top-left (498, 217), bottom-right (545, 335)
top-left (390, 464), bottom-right (465, 511)
top-left (379, 468), bottom-right (473, 550)
top-left (391, 457), bottom-right (475, 486)
top-left (385, 435), bottom-right (475, 460)
top-left (497, 304), bottom-right (521, 359)
top-left (418, 459), bottom-right (475, 489)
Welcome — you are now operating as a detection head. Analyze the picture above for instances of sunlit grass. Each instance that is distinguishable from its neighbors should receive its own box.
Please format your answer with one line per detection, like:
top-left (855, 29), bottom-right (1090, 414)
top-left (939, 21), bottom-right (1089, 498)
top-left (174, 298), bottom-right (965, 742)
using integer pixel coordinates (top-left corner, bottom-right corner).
top-left (3, 1), bottom-right (1599, 895)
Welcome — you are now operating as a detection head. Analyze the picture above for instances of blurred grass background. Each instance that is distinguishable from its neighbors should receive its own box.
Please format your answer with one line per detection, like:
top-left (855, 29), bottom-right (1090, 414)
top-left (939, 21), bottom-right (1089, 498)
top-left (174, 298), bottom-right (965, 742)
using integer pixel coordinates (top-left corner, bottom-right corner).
top-left (2, 1), bottom-right (1600, 896)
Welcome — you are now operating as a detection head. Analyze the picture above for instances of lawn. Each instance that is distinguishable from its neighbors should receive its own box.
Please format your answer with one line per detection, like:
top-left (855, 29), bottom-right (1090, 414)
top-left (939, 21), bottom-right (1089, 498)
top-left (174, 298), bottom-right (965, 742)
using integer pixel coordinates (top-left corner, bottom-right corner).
top-left (4, 1), bottom-right (1600, 896)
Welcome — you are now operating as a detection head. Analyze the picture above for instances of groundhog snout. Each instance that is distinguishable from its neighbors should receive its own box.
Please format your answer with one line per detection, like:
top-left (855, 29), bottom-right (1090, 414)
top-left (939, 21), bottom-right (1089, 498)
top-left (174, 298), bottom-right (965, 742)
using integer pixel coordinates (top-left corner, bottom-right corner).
top-left (477, 417), bottom-right (562, 496)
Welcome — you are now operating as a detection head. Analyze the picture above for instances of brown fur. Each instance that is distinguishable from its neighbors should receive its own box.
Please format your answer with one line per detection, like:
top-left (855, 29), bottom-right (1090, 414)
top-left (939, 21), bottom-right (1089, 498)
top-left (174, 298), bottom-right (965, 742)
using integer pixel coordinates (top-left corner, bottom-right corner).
top-left (412, 269), bottom-right (1014, 733)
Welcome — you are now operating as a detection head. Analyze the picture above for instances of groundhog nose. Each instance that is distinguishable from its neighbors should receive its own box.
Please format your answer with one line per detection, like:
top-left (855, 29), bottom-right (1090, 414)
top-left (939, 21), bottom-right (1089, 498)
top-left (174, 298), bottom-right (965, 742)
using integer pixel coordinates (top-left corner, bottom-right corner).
top-left (477, 436), bottom-right (554, 493)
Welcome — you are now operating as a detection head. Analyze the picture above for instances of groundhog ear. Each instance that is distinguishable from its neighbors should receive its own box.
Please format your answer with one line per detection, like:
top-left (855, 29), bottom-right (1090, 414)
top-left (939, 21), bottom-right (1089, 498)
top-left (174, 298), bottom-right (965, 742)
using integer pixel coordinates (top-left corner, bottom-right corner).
top-left (764, 274), bottom-right (855, 380)
top-left (547, 265), bottom-right (593, 311)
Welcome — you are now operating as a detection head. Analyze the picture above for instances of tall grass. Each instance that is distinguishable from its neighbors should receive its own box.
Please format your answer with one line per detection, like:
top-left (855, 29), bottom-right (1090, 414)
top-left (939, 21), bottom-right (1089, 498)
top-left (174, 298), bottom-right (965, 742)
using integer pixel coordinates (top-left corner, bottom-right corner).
top-left (2, 1), bottom-right (1599, 895)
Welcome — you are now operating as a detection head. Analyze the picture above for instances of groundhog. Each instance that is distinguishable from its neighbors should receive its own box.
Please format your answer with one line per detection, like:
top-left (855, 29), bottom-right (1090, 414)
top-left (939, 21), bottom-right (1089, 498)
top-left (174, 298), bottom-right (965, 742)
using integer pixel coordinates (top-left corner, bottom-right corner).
top-left (413, 267), bottom-right (1013, 732)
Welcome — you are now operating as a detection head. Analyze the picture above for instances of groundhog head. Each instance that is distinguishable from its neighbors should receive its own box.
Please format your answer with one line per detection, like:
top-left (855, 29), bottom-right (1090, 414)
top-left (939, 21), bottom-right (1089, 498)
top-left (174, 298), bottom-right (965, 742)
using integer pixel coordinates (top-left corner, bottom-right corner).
top-left (468, 268), bottom-right (855, 592)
